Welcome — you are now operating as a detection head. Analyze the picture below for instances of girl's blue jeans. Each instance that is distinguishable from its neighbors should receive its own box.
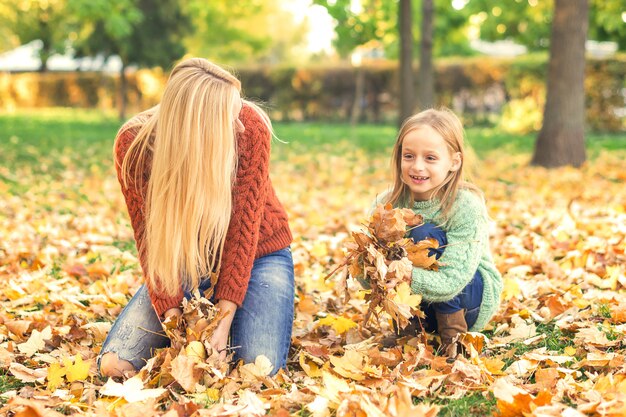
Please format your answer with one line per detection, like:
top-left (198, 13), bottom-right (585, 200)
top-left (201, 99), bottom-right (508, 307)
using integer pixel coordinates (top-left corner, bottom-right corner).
top-left (409, 223), bottom-right (483, 331)
top-left (97, 247), bottom-right (295, 375)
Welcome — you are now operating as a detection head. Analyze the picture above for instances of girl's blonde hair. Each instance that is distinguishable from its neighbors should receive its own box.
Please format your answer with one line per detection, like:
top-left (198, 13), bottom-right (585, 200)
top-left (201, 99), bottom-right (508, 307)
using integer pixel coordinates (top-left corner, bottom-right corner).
top-left (119, 57), bottom-right (257, 296)
top-left (386, 108), bottom-right (481, 219)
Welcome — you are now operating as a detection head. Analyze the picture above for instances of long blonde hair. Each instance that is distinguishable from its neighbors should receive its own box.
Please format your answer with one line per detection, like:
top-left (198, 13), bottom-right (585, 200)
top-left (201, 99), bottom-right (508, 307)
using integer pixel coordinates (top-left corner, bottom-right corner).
top-left (119, 58), bottom-right (243, 296)
top-left (387, 108), bottom-right (481, 219)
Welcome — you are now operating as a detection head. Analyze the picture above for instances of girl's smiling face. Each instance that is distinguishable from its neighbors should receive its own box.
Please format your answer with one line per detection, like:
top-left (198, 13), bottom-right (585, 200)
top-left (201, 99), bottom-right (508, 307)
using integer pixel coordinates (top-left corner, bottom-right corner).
top-left (400, 125), bottom-right (461, 201)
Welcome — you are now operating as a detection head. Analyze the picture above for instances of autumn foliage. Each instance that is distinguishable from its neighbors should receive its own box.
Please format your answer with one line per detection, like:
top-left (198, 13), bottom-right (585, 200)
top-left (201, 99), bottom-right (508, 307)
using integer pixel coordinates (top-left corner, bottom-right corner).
top-left (335, 203), bottom-right (440, 330)
top-left (1, 146), bottom-right (625, 416)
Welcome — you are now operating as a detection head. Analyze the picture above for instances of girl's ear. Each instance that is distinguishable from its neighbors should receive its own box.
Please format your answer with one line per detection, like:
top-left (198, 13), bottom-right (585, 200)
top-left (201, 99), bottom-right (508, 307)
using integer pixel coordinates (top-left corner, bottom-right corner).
top-left (450, 152), bottom-right (462, 172)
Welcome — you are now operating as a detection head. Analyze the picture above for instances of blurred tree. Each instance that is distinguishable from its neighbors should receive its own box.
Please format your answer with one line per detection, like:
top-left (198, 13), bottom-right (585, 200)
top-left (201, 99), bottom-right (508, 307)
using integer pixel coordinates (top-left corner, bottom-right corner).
top-left (69, 0), bottom-right (189, 120)
top-left (417, 0), bottom-right (434, 110)
top-left (588, 0), bottom-right (626, 50)
top-left (463, 0), bottom-right (552, 50)
top-left (314, 0), bottom-right (470, 58)
top-left (532, 0), bottom-right (588, 168)
top-left (183, 0), bottom-right (308, 65)
top-left (464, 0), bottom-right (624, 51)
top-left (0, 0), bottom-right (69, 71)
top-left (312, 0), bottom-right (396, 58)
top-left (399, 0), bottom-right (415, 124)
top-left (314, 0), bottom-right (469, 124)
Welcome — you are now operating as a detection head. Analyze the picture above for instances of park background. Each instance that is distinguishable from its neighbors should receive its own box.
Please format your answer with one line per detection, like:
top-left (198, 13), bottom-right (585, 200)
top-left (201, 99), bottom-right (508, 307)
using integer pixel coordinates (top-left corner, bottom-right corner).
top-left (1, 0), bottom-right (626, 416)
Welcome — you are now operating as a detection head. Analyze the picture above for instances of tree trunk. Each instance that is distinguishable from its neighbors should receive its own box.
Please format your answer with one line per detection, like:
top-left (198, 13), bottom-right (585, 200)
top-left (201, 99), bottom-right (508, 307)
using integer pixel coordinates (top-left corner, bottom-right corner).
top-left (39, 41), bottom-right (50, 73)
top-left (417, 0), bottom-right (434, 110)
top-left (351, 67), bottom-right (365, 126)
top-left (531, 0), bottom-right (588, 168)
top-left (39, 55), bottom-right (49, 73)
top-left (398, 0), bottom-right (414, 126)
top-left (119, 62), bottom-right (127, 121)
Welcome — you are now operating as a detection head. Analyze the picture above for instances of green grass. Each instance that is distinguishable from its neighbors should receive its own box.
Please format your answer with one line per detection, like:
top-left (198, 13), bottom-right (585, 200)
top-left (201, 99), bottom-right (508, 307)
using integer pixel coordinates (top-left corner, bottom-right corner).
top-left (417, 391), bottom-right (497, 416)
top-left (1, 108), bottom-right (120, 161)
top-left (0, 370), bottom-right (25, 404)
top-left (436, 392), bottom-right (497, 416)
top-left (1, 108), bottom-right (624, 172)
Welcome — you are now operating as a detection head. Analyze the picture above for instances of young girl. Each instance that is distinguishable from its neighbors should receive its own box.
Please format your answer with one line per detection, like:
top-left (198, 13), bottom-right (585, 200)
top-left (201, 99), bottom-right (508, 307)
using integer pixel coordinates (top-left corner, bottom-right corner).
top-left (98, 58), bottom-right (294, 377)
top-left (380, 108), bottom-right (502, 356)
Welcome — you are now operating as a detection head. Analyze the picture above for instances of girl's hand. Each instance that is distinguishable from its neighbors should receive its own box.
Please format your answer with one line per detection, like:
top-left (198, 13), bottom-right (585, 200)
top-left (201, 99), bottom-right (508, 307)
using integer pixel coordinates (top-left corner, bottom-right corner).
top-left (210, 299), bottom-right (237, 360)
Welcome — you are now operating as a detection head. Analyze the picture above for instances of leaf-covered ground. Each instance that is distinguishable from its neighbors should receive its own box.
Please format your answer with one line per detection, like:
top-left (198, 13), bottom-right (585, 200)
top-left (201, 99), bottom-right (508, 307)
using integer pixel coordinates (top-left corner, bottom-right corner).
top-left (1, 118), bottom-right (626, 416)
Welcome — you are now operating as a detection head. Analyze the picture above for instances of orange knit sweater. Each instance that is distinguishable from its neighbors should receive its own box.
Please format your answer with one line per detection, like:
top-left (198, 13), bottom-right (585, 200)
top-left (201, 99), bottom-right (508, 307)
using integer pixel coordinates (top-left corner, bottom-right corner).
top-left (114, 104), bottom-right (293, 316)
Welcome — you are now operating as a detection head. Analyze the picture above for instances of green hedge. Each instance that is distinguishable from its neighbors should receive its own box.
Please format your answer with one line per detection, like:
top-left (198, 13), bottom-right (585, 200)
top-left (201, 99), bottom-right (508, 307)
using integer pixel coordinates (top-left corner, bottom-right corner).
top-left (0, 55), bottom-right (624, 131)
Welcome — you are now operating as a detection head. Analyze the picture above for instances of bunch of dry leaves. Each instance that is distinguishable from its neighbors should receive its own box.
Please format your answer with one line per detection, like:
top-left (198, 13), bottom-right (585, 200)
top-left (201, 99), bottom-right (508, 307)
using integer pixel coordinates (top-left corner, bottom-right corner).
top-left (331, 203), bottom-right (440, 330)
top-left (0, 147), bottom-right (625, 416)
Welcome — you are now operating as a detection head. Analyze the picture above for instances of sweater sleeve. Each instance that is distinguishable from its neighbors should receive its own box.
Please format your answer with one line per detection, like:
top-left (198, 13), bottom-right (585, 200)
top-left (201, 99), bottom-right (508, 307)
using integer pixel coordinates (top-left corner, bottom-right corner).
top-left (214, 104), bottom-right (271, 305)
top-left (114, 126), bottom-right (184, 317)
top-left (410, 192), bottom-right (488, 302)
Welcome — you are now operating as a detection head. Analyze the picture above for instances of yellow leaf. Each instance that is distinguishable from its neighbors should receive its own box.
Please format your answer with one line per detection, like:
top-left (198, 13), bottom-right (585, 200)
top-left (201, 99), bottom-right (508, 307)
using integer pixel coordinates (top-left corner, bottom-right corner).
top-left (482, 357), bottom-right (506, 375)
top-left (64, 355), bottom-right (90, 382)
top-left (310, 242), bottom-right (328, 259)
top-left (299, 351), bottom-right (323, 378)
top-left (206, 388), bottom-right (220, 402)
top-left (316, 315), bottom-right (357, 334)
top-left (394, 282), bottom-right (422, 309)
top-left (564, 346), bottom-right (577, 356)
top-left (502, 277), bottom-right (520, 301)
top-left (185, 341), bottom-right (207, 360)
top-left (47, 362), bottom-right (66, 392)
top-left (329, 350), bottom-right (366, 381)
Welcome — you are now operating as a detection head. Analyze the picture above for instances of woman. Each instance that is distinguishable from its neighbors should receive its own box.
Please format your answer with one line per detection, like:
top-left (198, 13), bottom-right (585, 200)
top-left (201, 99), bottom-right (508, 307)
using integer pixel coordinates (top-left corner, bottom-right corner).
top-left (99, 58), bottom-right (294, 377)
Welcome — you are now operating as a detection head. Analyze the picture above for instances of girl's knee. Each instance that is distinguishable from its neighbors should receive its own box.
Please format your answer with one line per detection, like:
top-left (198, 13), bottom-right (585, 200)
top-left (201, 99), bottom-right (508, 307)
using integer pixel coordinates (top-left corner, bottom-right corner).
top-left (99, 352), bottom-right (136, 378)
top-left (409, 222), bottom-right (447, 243)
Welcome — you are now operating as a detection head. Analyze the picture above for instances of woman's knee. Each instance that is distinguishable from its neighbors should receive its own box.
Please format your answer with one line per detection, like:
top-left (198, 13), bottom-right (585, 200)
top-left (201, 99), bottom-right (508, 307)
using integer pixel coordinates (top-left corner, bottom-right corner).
top-left (99, 352), bottom-right (136, 378)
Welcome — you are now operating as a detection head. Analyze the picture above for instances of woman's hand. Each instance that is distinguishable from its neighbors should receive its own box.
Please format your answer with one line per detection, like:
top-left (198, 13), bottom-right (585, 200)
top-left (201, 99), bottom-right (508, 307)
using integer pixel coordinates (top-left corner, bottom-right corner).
top-left (210, 299), bottom-right (237, 360)
top-left (163, 307), bottom-right (182, 320)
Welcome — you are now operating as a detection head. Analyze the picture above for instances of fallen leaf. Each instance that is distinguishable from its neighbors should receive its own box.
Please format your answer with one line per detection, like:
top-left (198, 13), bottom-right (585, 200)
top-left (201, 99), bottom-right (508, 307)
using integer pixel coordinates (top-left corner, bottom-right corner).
top-left (100, 376), bottom-right (168, 403)
top-left (64, 354), bottom-right (90, 382)
top-left (17, 326), bottom-right (52, 357)
top-left (316, 315), bottom-right (358, 334)
top-left (240, 354), bottom-right (274, 380)
top-left (170, 352), bottom-right (202, 392)
top-left (46, 362), bottom-right (66, 392)
top-left (9, 363), bottom-right (47, 383)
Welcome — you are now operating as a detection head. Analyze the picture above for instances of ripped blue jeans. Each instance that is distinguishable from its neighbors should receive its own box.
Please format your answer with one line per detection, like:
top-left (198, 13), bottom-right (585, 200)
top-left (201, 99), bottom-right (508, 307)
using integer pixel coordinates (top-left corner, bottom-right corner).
top-left (98, 247), bottom-right (295, 375)
top-left (409, 223), bottom-right (483, 332)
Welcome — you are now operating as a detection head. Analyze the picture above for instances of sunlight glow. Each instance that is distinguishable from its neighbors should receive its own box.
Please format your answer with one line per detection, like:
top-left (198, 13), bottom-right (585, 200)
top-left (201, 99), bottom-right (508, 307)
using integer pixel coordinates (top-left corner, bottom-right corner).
top-left (452, 0), bottom-right (469, 10)
top-left (286, 0), bottom-right (334, 54)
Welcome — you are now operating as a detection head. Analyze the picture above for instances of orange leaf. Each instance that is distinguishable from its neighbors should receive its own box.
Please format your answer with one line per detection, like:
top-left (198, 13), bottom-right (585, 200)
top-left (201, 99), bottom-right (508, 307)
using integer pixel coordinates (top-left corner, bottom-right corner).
top-left (371, 204), bottom-right (408, 243)
top-left (406, 238), bottom-right (439, 270)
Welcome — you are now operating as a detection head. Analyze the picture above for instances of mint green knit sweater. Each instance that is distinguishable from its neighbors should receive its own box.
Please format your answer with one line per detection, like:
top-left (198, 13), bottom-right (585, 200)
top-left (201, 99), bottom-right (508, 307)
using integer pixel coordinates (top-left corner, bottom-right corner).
top-left (375, 188), bottom-right (503, 331)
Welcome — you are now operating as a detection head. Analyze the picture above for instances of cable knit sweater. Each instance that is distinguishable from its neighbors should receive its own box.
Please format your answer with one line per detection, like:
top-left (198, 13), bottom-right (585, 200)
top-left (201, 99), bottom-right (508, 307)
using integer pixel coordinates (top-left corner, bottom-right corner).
top-left (114, 104), bottom-right (293, 316)
top-left (375, 189), bottom-right (503, 331)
